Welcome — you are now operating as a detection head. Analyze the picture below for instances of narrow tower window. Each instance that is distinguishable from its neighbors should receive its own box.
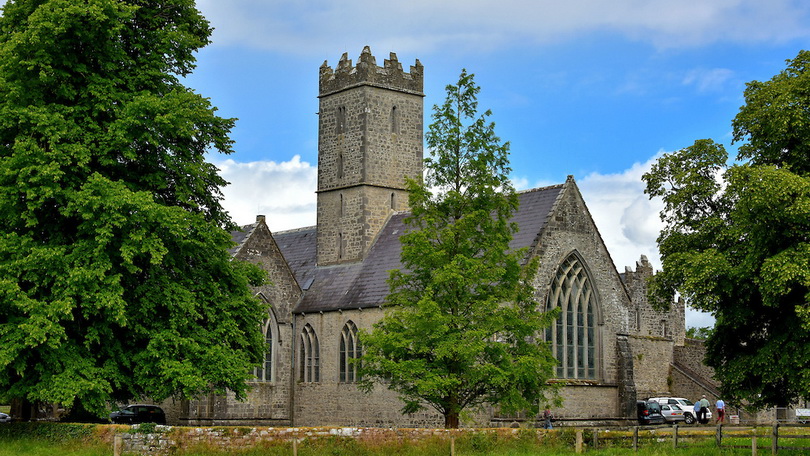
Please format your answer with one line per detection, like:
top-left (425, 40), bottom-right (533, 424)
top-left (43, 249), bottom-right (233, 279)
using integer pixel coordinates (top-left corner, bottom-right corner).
top-left (336, 106), bottom-right (347, 134)
top-left (390, 105), bottom-right (399, 133)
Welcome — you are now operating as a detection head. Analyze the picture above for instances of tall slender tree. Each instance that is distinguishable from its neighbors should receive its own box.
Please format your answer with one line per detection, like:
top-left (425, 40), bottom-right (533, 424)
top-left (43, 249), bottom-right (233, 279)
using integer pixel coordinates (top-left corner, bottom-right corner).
top-left (359, 70), bottom-right (557, 428)
top-left (0, 0), bottom-right (266, 416)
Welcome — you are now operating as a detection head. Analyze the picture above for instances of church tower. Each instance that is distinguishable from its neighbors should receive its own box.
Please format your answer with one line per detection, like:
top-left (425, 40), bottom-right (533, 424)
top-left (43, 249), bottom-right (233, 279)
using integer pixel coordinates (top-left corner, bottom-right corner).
top-left (316, 47), bottom-right (424, 265)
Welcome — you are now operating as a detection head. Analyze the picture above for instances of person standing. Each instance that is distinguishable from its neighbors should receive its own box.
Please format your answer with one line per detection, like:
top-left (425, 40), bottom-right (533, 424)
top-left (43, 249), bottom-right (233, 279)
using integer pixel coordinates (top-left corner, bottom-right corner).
top-left (699, 395), bottom-right (710, 423)
top-left (693, 400), bottom-right (702, 425)
top-left (543, 408), bottom-right (553, 429)
top-left (716, 398), bottom-right (726, 424)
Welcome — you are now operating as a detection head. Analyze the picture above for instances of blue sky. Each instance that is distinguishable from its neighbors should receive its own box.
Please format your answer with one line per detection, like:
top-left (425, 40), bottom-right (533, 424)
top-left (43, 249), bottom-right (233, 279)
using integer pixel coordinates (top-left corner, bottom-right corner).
top-left (184, 0), bottom-right (810, 328)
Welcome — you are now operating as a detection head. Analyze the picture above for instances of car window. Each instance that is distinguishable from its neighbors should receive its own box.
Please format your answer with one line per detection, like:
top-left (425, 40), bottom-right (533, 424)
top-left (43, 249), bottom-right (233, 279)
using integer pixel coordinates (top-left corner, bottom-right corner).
top-left (682, 399), bottom-right (694, 406)
top-left (672, 405), bottom-right (682, 411)
top-left (662, 405), bottom-right (670, 411)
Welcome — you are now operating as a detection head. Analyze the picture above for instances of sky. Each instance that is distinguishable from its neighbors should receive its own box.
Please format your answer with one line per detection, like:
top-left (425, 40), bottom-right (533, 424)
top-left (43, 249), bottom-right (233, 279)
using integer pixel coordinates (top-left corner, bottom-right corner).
top-left (183, 0), bottom-right (810, 329)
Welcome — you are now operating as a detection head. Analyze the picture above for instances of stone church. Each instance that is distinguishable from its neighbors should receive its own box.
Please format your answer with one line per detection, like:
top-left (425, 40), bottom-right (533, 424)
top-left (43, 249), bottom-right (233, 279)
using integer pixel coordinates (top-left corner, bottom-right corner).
top-left (176, 47), bottom-right (717, 427)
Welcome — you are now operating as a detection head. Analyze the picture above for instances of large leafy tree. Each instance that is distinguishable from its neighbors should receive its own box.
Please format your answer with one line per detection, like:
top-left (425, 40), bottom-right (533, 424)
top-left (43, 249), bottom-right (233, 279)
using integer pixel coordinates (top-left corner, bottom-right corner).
top-left (359, 70), bottom-right (557, 428)
top-left (0, 0), bottom-right (266, 416)
top-left (643, 51), bottom-right (810, 408)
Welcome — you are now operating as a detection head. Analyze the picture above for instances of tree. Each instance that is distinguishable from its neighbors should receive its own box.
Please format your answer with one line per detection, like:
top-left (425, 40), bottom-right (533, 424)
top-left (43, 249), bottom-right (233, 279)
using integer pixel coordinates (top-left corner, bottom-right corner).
top-left (358, 70), bottom-right (557, 428)
top-left (0, 0), bottom-right (266, 416)
top-left (643, 51), bottom-right (810, 409)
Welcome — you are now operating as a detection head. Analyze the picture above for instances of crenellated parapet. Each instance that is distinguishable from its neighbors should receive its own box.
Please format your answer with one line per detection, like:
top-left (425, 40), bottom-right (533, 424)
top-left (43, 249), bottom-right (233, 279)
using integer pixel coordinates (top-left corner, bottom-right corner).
top-left (319, 46), bottom-right (423, 97)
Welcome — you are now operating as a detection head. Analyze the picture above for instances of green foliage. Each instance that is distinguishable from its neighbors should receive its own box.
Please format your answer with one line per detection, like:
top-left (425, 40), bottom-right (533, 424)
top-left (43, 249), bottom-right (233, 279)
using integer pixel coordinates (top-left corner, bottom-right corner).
top-left (0, 422), bottom-right (96, 442)
top-left (684, 327), bottom-right (712, 340)
top-left (359, 70), bottom-right (557, 428)
top-left (643, 50), bottom-right (810, 408)
top-left (0, 0), bottom-right (266, 416)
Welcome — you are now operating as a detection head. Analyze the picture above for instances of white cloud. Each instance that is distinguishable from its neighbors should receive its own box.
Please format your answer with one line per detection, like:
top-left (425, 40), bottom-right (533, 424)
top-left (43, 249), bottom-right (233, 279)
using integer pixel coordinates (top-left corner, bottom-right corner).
top-left (683, 68), bottom-right (736, 93)
top-left (196, 0), bottom-right (810, 55)
top-left (214, 155), bottom-right (317, 230)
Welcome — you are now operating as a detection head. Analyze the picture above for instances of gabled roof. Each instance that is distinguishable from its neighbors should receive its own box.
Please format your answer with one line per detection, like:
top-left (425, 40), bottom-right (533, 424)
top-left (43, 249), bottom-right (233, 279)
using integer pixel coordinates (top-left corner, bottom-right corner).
top-left (277, 184), bottom-right (565, 314)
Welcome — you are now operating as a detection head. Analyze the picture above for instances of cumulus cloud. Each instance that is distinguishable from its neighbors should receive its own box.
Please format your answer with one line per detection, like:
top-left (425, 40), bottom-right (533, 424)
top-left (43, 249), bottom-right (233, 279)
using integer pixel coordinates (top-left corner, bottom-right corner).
top-left (576, 156), bottom-right (665, 271)
top-left (196, 0), bottom-right (810, 55)
top-left (213, 155), bottom-right (317, 230)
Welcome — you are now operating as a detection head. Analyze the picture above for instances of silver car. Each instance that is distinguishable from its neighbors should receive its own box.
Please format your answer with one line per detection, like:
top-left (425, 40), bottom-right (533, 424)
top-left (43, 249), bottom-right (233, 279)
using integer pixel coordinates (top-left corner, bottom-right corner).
top-left (660, 403), bottom-right (686, 423)
top-left (0, 412), bottom-right (11, 423)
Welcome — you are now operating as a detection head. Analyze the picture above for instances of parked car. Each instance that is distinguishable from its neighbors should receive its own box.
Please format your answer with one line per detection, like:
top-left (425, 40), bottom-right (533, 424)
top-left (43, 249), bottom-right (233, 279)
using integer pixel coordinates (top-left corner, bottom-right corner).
top-left (109, 404), bottom-right (166, 425)
top-left (637, 400), bottom-right (666, 425)
top-left (649, 397), bottom-right (711, 425)
top-left (0, 412), bottom-right (10, 423)
top-left (660, 403), bottom-right (686, 423)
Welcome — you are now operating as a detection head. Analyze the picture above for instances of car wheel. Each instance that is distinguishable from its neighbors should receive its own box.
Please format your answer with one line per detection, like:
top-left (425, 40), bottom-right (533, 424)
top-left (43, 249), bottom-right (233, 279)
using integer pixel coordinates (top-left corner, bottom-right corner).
top-left (684, 413), bottom-right (695, 424)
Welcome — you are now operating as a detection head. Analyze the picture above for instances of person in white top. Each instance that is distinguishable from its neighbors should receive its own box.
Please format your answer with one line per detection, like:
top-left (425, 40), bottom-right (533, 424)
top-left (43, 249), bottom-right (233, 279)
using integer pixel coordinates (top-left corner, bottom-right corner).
top-left (716, 398), bottom-right (726, 424)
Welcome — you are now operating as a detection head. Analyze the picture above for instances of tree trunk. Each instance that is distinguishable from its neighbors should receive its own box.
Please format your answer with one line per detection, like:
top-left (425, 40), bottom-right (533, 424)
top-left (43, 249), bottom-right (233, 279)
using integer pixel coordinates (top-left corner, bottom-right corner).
top-left (445, 412), bottom-right (460, 428)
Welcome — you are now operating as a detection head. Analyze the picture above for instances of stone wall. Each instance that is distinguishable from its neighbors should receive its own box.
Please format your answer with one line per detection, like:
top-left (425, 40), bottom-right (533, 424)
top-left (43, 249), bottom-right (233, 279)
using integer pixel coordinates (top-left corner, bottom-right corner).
top-left (119, 426), bottom-right (553, 455)
top-left (627, 335), bottom-right (675, 399)
top-left (292, 308), bottom-right (446, 427)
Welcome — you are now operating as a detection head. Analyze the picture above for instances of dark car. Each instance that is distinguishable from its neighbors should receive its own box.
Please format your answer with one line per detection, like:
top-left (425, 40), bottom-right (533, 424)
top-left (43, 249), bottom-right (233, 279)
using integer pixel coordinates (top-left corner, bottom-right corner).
top-left (637, 400), bottom-right (666, 425)
top-left (109, 404), bottom-right (166, 425)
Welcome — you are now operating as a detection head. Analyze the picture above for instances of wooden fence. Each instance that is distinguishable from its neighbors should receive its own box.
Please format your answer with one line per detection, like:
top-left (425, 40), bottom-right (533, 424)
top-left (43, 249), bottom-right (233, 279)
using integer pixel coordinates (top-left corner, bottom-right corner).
top-left (572, 423), bottom-right (810, 454)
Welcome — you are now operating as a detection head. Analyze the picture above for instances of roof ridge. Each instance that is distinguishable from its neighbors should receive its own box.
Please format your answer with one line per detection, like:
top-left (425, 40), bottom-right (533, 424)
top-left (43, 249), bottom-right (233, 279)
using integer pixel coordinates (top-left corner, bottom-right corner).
top-left (274, 225), bottom-right (317, 235)
top-left (517, 183), bottom-right (565, 194)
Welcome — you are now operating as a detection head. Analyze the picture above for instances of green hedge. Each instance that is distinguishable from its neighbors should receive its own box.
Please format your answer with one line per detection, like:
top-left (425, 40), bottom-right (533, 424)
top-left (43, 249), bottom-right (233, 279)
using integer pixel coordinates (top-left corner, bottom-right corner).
top-left (0, 422), bottom-right (98, 442)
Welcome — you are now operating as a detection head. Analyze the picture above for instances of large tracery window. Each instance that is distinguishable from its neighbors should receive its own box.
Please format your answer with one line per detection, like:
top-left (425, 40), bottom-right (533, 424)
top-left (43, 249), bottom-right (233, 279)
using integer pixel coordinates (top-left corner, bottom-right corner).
top-left (339, 321), bottom-right (362, 382)
top-left (299, 324), bottom-right (320, 382)
top-left (546, 253), bottom-right (599, 379)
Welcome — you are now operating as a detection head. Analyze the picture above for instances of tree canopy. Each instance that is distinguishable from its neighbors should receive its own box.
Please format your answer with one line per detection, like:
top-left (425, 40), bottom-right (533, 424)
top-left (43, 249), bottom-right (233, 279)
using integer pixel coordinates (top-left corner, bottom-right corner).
top-left (643, 50), bottom-right (810, 408)
top-left (359, 70), bottom-right (557, 428)
top-left (0, 0), bottom-right (266, 416)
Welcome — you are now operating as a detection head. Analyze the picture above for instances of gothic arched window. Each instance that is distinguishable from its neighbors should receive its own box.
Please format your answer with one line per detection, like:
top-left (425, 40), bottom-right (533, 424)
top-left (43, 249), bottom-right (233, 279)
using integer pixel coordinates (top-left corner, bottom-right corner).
top-left (254, 313), bottom-right (277, 382)
top-left (299, 324), bottom-right (320, 382)
top-left (546, 253), bottom-right (599, 379)
top-left (339, 321), bottom-right (362, 382)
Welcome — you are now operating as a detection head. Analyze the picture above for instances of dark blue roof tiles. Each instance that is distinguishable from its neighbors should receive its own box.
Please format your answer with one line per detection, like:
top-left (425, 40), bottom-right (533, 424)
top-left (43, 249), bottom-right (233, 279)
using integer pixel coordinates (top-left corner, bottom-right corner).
top-left (511, 185), bottom-right (564, 254)
top-left (274, 226), bottom-right (317, 288)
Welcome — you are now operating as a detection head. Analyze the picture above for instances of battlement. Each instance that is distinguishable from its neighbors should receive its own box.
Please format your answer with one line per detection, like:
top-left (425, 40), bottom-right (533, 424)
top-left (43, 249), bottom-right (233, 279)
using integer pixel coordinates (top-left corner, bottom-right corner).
top-left (319, 46), bottom-right (423, 97)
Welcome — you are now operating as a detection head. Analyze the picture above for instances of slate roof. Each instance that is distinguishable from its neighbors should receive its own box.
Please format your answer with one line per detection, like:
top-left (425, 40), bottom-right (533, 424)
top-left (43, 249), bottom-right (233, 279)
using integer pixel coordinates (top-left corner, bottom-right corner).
top-left (268, 184), bottom-right (565, 314)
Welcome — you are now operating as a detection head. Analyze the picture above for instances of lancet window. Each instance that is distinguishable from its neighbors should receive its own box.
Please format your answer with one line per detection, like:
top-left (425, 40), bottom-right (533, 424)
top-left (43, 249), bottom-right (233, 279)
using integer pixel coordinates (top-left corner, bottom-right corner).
top-left (339, 321), bottom-right (362, 382)
top-left (299, 324), bottom-right (320, 382)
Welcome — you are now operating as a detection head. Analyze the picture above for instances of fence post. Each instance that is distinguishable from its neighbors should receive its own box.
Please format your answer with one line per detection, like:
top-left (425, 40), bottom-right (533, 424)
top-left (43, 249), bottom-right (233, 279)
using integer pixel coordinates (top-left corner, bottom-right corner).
top-left (633, 426), bottom-right (639, 452)
top-left (592, 428), bottom-right (598, 449)
top-left (113, 434), bottom-right (122, 456)
top-left (716, 423), bottom-right (722, 448)
top-left (673, 424), bottom-right (678, 449)
top-left (575, 429), bottom-right (583, 454)
top-left (450, 435), bottom-right (455, 456)
top-left (772, 423), bottom-right (778, 455)
top-left (293, 438), bottom-right (298, 456)
top-left (752, 431), bottom-right (758, 456)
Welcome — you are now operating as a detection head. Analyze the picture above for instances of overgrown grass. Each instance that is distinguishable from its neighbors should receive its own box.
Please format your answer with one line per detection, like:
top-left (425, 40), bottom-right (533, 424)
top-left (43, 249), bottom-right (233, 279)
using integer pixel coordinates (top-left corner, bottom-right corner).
top-left (0, 423), bottom-right (808, 456)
